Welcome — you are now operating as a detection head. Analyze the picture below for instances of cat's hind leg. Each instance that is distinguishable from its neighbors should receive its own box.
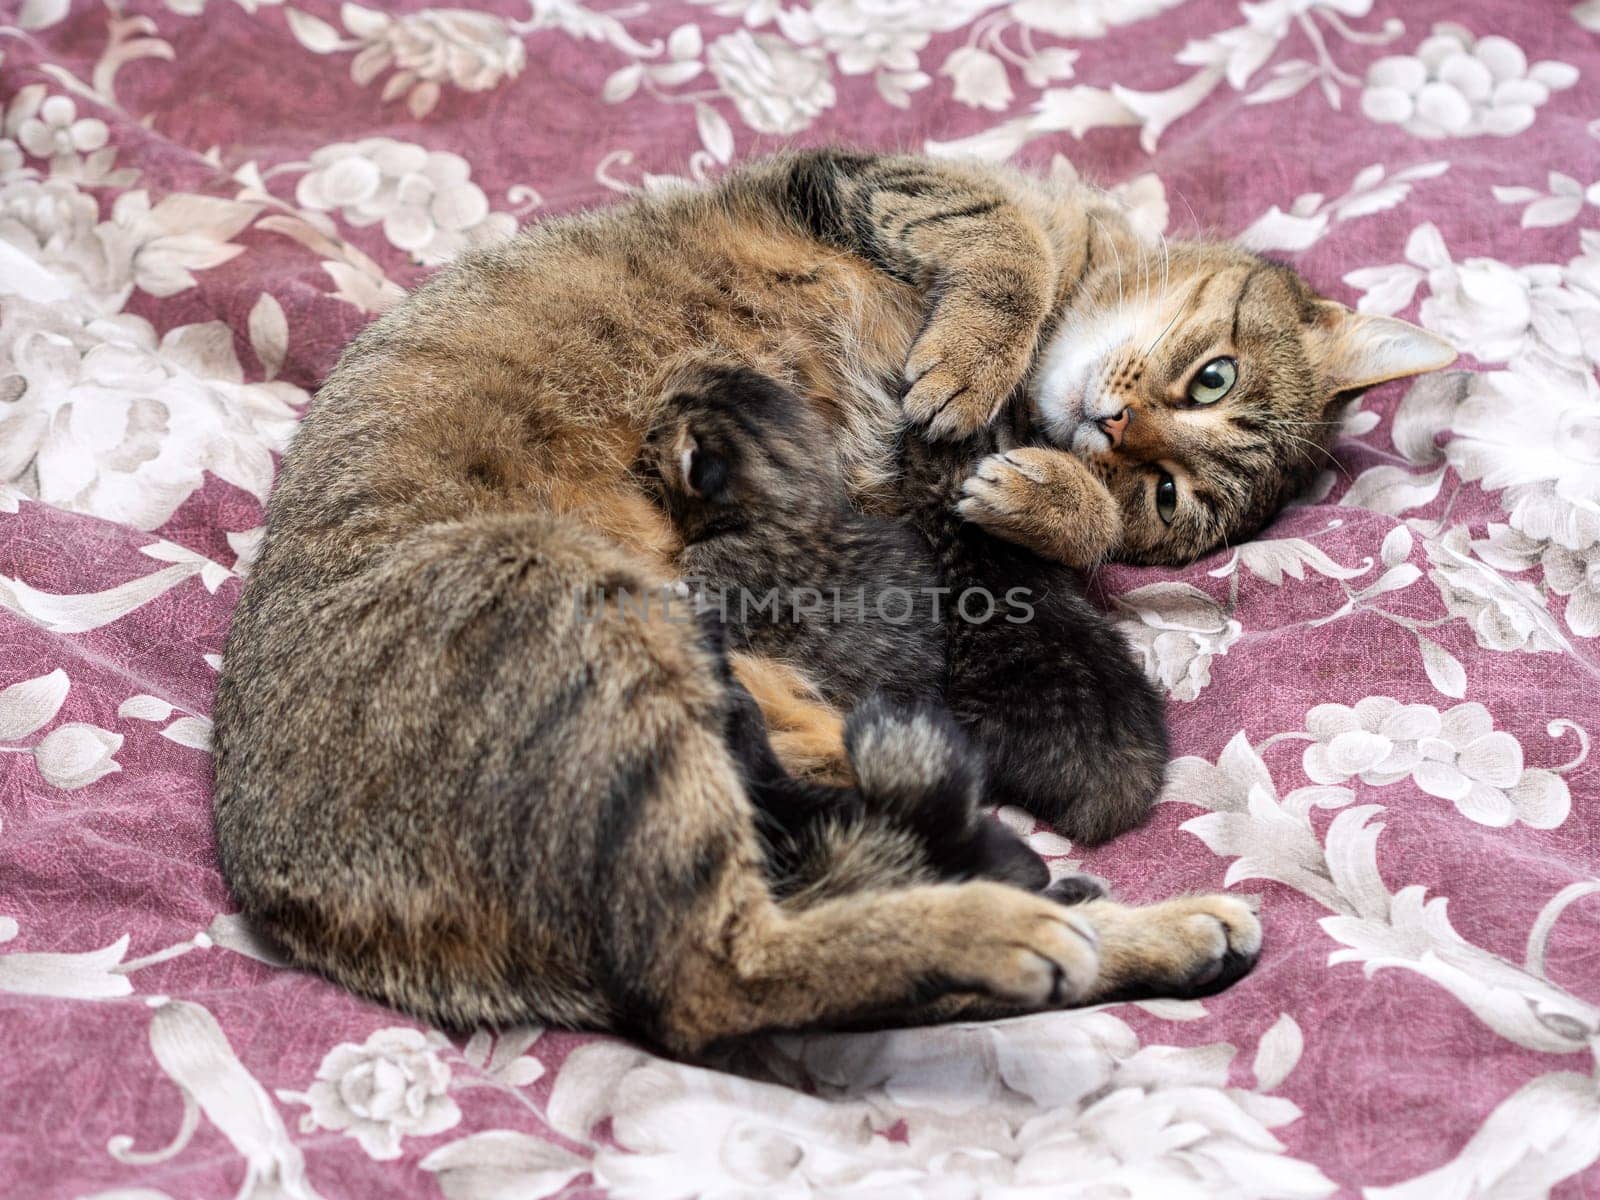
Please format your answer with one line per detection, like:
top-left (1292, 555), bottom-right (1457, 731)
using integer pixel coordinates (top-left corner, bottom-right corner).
top-left (1069, 893), bottom-right (1261, 1002)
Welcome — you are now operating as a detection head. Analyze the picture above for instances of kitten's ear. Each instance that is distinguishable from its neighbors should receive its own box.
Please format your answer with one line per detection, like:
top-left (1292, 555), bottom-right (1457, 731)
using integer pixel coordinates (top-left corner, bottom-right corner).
top-left (1303, 301), bottom-right (1457, 394)
top-left (681, 435), bottom-right (729, 500)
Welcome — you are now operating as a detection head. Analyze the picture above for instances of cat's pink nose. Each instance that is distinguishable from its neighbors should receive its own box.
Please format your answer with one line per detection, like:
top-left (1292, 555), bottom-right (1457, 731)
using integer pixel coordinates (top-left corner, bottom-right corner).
top-left (1097, 407), bottom-right (1130, 449)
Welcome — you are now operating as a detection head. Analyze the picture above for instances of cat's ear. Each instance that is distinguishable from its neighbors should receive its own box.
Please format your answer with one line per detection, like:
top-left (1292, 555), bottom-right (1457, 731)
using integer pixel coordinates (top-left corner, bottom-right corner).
top-left (681, 435), bottom-right (730, 500)
top-left (1303, 301), bottom-right (1457, 394)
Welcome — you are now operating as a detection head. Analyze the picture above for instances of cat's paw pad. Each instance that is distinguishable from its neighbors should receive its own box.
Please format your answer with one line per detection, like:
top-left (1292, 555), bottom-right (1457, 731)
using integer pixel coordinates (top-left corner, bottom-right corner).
top-left (1044, 873), bottom-right (1110, 906)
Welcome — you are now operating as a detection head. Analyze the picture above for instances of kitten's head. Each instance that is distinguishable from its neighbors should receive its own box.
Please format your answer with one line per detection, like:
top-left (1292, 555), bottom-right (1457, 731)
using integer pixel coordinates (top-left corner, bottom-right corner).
top-left (1029, 240), bottom-right (1455, 566)
top-left (641, 361), bottom-right (844, 540)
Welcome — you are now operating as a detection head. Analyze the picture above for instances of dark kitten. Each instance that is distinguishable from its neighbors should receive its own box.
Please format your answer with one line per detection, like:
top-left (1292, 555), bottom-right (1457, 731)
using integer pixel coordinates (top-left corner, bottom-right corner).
top-left (897, 419), bottom-right (1169, 845)
top-left (651, 369), bottom-right (1052, 893)
top-left (644, 363), bottom-right (942, 711)
top-left (645, 361), bottom-right (1164, 849)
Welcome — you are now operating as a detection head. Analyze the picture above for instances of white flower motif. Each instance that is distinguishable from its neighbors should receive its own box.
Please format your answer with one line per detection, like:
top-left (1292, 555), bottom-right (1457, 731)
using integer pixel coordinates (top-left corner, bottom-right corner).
top-left (0, 931), bottom-right (133, 998)
top-left (294, 138), bottom-right (515, 265)
top-left (1302, 698), bottom-right (1570, 829)
top-left (706, 31), bottom-right (836, 135)
top-left (1302, 697), bottom-right (1441, 787)
top-left (777, 0), bottom-right (980, 77)
top-left (1346, 225), bottom-right (1600, 373)
top-left (1544, 542), bottom-right (1600, 637)
top-left (1370, 1072), bottom-right (1600, 1200)
top-left (1560, 227), bottom-right (1600, 364)
top-left (535, 1011), bottom-right (1333, 1200)
top-left (0, 174), bottom-right (280, 529)
top-left (341, 5), bottom-right (526, 118)
top-left (1114, 583), bottom-right (1242, 702)
top-left (1, 175), bottom-right (257, 317)
top-left (1426, 526), bottom-right (1564, 654)
top-left (279, 1027), bottom-right (461, 1161)
top-left (1165, 731), bottom-right (1355, 915)
top-left (1360, 24), bottom-right (1577, 139)
top-left (0, 137), bottom-right (26, 178)
top-left (1010, 0), bottom-right (1186, 40)
top-left (2, 298), bottom-right (301, 527)
top-left (33, 722), bottom-right (122, 789)
top-left (12, 94), bottom-right (108, 161)
top-left (1170, 735), bottom-right (1600, 1077)
top-left (1446, 358), bottom-right (1600, 560)
top-left (0, 175), bottom-right (129, 314)
top-left (2, 87), bottom-right (135, 187)
top-left (941, 46), bottom-right (1012, 111)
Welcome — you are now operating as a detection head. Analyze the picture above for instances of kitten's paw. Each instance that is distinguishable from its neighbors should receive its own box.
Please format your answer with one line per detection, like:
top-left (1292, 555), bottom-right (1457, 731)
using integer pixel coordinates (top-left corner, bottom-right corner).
top-left (902, 324), bottom-right (1034, 441)
top-left (957, 448), bottom-right (1121, 567)
top-left (947, 883), bottom-right (1100, 1006)
top-left (1044, 873), bottom-right (1110, 906)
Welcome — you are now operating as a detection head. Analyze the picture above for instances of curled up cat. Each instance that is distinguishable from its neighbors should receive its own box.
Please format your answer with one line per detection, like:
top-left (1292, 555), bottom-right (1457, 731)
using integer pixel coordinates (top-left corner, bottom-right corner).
top-left (213, 149), bottom-right (1456, 1055)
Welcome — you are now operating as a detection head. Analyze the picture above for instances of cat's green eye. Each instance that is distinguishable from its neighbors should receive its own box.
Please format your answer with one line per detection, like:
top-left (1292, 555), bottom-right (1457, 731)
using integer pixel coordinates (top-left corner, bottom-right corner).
top-left (1155, 472), bottom-right (1178, 524)
top-left (1187, 357), bottom-right (1237, 405)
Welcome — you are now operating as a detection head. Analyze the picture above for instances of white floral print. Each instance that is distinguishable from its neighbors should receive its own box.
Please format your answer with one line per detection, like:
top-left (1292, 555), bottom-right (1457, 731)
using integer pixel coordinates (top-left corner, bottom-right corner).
top-left (2, 298), bottom-right (300, 527)
top-left (1114, 583), bottom-right (1243, 702)
top-left (1345, 223), bottom-right (1600, 371)
top-left (1360, 24), bottom-right (1578, 139)
top-left (774, 0), bottom-right (964, 77)
top-left (1445, 359), bottom-right (1600, 556)
top-left (942, 45), bottom-right (1013, 112)
top-left (11, 94), bottom-right (108, 162)
top-left (279, 1027), bottom-right (462, 1160)
top-left (0, 168), bottom-right (301, 527)
top-left (705, 31), bottom-right (836, 134)
top-left (294, 138), bottom-right (515, 265)
top-left (1543, 543), bottom-right (1600, 638)
top-left (33, 722), bottom-right (124, 789)
top-left (531, 1014), bottom-right (1336, 1200)
top-left (1302, 697), bottom-right (1570, 827)
top-left (1425, 526), bottom-right (1565, 654)
top-left (0, 668), bottom-right (123, 791)
top-left (344, 6), bottom-right (527, 116)
top-left (283, 4), bottom-right (535, 119)
top-left (0, 929), bottom-right (134, 999)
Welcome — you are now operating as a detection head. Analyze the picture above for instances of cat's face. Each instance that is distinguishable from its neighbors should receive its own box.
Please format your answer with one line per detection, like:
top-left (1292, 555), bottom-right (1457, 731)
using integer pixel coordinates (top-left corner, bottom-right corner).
top-left (1029, 241), bottom-right (1455, 566)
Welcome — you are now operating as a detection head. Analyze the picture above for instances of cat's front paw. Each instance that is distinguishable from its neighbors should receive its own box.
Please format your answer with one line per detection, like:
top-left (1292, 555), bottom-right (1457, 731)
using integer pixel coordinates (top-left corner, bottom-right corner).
top-left (956, 448), bottom-right (1121, 568)
top-left (902, 320), bottom-right (1035, 441)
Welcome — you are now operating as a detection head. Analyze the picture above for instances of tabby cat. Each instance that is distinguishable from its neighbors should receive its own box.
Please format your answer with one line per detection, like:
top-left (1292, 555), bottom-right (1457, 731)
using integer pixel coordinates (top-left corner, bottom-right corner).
top-left (213, 149), bottom-right (1455, 1055)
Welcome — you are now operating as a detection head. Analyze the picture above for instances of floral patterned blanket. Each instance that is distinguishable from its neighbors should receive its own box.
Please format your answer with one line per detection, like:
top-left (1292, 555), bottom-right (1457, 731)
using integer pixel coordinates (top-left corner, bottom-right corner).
top-left (2, 1), bottom-right (1598, 1197)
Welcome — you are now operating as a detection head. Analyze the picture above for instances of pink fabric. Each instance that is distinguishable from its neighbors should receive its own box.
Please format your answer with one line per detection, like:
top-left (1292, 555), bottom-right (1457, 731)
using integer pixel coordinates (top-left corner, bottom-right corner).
top-left (2, 2), bottom-right (1597, 1197)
